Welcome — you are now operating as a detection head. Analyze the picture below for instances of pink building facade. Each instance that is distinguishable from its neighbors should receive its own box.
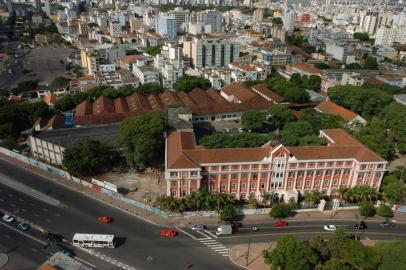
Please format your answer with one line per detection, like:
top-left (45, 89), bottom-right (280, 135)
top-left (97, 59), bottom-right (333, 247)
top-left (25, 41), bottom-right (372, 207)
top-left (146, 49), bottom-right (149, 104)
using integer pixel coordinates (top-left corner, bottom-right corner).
top-left (165, 129), bottom-right (387, 202)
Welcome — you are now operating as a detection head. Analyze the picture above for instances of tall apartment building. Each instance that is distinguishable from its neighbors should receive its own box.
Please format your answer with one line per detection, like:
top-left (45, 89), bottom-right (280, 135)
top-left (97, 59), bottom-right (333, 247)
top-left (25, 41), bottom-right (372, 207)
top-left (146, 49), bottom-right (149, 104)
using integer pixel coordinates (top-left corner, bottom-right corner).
top-left (165, 129), bottom-right (387, 201)
top-left (183, 36), bottom-right (240, 68)
top-left (197, 10), bottom-right (223, 33)
top-left (169, 7), bottom-right (190, 32)
top-left (80, 48), bottom-right (101, 75)
top-left (109, 20), bottom-right (122, 37)
top-left (359, 11), bottom-right (379, 35)
top-left (156, 15), bottom-right (177, 40)
top-left (375, 27), bottom-right (406, 45)
top-left (154, 42), bottom-right (184, 89)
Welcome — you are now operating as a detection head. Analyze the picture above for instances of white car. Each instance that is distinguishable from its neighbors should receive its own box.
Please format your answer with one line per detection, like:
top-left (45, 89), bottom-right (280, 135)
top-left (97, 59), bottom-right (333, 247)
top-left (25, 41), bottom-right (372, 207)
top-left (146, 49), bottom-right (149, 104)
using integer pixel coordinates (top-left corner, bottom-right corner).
top-left (192, 224), bottom-right (205, 231)
top-left (323, 225), bottom-right (337, 231)
top-left (2, 214), bottom-right (15, 223)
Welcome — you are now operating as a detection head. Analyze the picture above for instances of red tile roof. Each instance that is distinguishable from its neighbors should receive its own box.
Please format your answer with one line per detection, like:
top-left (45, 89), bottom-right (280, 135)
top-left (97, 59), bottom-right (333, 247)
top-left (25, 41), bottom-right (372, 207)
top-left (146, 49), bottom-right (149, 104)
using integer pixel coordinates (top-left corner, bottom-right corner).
top-left (44, 93), bottom-right (57, 106)
top-left (166, 128), bottom-right (385, 170)
top-left (315, 100), bottom-right (359, 122)
top-left (252, 84), bottom-right (285, 103)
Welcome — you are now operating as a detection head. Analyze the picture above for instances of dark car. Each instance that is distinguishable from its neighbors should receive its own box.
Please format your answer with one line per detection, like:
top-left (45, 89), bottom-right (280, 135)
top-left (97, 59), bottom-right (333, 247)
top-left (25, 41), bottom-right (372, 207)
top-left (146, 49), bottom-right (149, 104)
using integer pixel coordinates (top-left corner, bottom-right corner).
top-left (380, 221), bottom-right (395, 228)
top-left (354, 221), bottom-right (368, 230)
top-left (57, 244), bottom-right (74, 257)
top-left (47, 232), bottom-right (64, 242)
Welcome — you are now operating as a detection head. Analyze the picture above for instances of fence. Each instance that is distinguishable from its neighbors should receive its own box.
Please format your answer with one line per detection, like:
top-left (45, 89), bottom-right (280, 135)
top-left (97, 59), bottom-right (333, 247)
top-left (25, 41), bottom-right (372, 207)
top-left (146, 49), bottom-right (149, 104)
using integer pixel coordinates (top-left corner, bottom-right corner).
top-left (0, 147), bottom-right (169, 218)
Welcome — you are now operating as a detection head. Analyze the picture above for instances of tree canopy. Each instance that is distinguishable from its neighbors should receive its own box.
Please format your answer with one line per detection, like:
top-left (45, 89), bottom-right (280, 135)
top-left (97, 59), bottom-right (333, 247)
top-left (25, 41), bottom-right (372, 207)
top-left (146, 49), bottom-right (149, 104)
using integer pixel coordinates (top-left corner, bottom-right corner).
top-left (51, 76), bottom-right (70, 88)
top-left (62, 139), bottom-right (111, 176)
top-left (264, 235), bottom-right (318, 270)
top-left (266, 76), bottom-right (310, 103)
top-left (220, 204), bottom-right (236, 221)
top-left (267, 105), bottom-right (294, 131)
top-left (241, 110), bottom-right (265, 131)
top-left (11, 80), bottom-right (38, 95)
top-left (199, 133), bottom-right (273, 149)
top-left (173, 75), bottom-right (211, 92)
top-left (146, 46), bottom-right (161, 56)
top-left (269, 203), bottom-right (297, 219)
top-left (118, 111), bottom-right (165, 167)
top-left (364, 56), bottom-right (379, 70)
top-left (327, 85), bottom-right (393, 119)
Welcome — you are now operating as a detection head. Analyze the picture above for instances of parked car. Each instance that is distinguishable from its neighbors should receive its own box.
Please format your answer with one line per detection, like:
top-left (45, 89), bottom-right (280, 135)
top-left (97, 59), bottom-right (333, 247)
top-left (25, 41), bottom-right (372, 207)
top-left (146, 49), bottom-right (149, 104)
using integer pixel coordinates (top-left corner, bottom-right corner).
top-left (57, 244), bottom-right (74, 257)
top-left (354, 221), bottom-right (368, 230)
top-left (98, 216), bottom-right (112, 223)
top-left (17, 223), bottom-right (30, 231)
top-left (274, 220), bottom-right (288, 227)
top-left (2, 214), bottom-right (15, 223)
top-left (160, 229), bottom-right (177, 237)
top-left (47, 232), bottom-right (64, 242)
top-left (323, 225), bottom-right (337, 231)
top-left (191, 224), bottom-right (205, 231)
top-left (380, 221), bottom-right (395, 228)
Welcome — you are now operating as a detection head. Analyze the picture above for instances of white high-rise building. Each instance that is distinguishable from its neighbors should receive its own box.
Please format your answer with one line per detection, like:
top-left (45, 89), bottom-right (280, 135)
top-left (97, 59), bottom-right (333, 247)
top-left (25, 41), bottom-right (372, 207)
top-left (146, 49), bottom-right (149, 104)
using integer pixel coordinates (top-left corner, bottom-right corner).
top-left (169, 7), bottom-right (190, 32)
top-left (183, 36), bottom-right (240, 68)
top-left (375, 27), bottom-right (406, 46)
top-left (156, 15), bottom-right (177, 40)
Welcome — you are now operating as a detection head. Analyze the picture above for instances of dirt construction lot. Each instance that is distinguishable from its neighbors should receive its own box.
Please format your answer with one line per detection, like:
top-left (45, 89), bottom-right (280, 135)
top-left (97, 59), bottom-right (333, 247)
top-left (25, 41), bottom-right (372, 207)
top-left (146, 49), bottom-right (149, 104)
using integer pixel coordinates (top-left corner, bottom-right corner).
top-left (93, 170), bottom-right (166, 204)
top-left (25, 45), bottom-right (72, 84)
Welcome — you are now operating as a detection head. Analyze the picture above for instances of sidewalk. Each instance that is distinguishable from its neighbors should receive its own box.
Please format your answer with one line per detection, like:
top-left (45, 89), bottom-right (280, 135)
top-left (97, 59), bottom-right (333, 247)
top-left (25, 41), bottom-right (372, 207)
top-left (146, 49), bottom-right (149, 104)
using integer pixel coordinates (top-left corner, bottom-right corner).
top-left (229, 243), bottom-right (272, 270)
top-left (2, 153), bottom-right (406, 227)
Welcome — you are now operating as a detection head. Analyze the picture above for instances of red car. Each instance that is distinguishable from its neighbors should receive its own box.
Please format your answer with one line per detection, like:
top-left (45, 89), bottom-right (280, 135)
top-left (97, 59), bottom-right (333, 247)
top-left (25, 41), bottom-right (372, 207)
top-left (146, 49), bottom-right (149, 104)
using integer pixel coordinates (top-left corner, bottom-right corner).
top-left (98, 216), bottom-right (112, 223)
top-left (274, 220), bottom-right (288, 227)
top-left (160, 229), bottom-right (177, 237)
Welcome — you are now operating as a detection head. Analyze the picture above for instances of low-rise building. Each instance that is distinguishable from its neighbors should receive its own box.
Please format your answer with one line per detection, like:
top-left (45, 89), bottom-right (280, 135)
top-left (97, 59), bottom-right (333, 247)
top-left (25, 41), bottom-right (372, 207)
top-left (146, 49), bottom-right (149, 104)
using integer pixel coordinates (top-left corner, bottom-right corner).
top-left (30, 123), bottom-right (120, 165)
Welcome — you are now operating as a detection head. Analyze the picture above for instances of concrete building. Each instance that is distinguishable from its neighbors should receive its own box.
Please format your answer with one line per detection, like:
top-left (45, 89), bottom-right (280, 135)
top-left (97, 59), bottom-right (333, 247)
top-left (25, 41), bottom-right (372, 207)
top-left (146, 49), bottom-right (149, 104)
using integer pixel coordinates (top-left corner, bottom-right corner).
top-left (183, 36), bottom-right (240, 68)
top-left (30, 124), bottom-right (120, 165)
top-left (156, 15), bottom-right (177, 40)
top-left (109, 20), bottom-right (122, 37)
top-left (359, 11), bottom-right (379, 35)
top-left (165, 129), bottom-right (387, 200)
top-left (169, 7), bottom-right (190, 32)
top-left (197, 10), bottom-right (223, 33)
top-left (326, 43), bottom-right (348, 63)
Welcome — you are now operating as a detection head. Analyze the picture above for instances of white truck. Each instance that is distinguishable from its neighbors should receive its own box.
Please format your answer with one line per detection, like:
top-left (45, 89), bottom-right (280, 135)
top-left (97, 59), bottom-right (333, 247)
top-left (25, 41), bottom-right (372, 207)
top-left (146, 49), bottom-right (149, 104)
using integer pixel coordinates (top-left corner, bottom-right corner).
top-left (216, 225), bottom-right (233, 236)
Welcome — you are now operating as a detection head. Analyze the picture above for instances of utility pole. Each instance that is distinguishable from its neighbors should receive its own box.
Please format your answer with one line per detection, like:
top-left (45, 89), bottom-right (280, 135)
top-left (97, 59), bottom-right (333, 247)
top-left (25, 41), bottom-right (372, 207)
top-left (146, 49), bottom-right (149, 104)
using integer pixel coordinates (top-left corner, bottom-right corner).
top-left (246, 240), bottom-right (251, 266)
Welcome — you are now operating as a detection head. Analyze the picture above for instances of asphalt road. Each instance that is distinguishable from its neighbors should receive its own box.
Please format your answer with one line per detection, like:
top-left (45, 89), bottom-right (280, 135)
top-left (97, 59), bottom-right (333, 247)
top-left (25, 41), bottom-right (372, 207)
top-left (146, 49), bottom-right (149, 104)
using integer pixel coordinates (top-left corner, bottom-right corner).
top-left (0, 157), bottom-right (239, 270)
top-left (0, 221), bottom-right (47, 269)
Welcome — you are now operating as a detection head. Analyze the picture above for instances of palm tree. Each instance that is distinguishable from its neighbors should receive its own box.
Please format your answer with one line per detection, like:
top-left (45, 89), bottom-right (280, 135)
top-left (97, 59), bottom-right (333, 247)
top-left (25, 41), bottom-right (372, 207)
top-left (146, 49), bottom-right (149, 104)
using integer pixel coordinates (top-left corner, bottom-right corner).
top-left (311, 190), bottom-right (322, 204)
top-left (303, 191), bottom-right (313, 207)
top-left (261, 192), bottom-right (271, 207)
top-left (338, 187), bottom-right (349, 202)
top-left (248, 193), bottom-right (259, 209)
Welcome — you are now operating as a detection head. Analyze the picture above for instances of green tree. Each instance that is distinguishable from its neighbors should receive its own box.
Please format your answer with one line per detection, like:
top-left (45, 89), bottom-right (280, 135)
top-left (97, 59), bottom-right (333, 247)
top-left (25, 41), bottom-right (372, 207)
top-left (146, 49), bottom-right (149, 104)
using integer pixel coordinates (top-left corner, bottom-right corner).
top-left (345, 63), bottom-right (362, 69)
top-left (135, 83), bottom-right (163, 96)
top-left (54, 95), bottom-right (74, 111)
top-left (358, 201), bottom-right (376, 218)
top-left (267, 105), bottom-right (294, 130)
top-left (11, 80), bottom-right (38, 94)
top-left (314, 63), bottom-right (332, 70)
top-left (377, 241), bottom-right (406, 270)
top-left (62, 139), bottom-right (110, 176)
top-left (382, 180), bottom-right (406, 204)
top-left (118, 111), bottom-right (165, 167)
top-left (299, 135), bottom-right (327, 146)
top-left (353, 32), bottom-right (371, 42)
top-left (300, 108), bottom-right (343, 132)
top-left (272, 17), bottom-right (283, 24)
top-left (248, 193), bottom-right (259, 208)
top-left (173, 75), bottom-right (211, 92)
top-left (241, 110), bottom-right (265, 131)
top-left (328, 85), bottom-right (393, 119)
top-left (380, 104), bottom-right (406, 154)
top-left (219, 204), bottom-right (236, 222)
top-left (146, 46), bottom-right (161, 56)
top-left (51, 76), bottom-right (70, 88)
top-left (364, 56), bottom-right (379, 70)
top-left (270, 203), bottom-right (296, 219)
top-left (281, 121), bottom-right (314, 146)
top-left (199, 132), bottom-right (273, 149)
top-left (264, 235), bottom-right (319, 270)
top-left (355, 119), bottom-right (395, 160)
top-left (376, 204), bottom-right (393, 219)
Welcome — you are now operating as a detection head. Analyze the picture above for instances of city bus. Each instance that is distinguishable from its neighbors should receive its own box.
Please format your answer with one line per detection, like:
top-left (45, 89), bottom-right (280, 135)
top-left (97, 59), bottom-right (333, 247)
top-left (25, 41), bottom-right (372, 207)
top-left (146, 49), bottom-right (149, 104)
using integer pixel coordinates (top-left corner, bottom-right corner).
top-left (72, 233), bottom-right (116, 248)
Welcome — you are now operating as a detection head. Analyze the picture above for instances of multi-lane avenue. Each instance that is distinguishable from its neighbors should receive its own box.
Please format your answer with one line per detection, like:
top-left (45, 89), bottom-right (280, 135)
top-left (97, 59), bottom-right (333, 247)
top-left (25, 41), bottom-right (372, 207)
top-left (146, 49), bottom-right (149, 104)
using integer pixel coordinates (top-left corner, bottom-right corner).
top-left (0, 157), bottom-right (238, 270)
top-left (1, 155), bottom-right (406, 270)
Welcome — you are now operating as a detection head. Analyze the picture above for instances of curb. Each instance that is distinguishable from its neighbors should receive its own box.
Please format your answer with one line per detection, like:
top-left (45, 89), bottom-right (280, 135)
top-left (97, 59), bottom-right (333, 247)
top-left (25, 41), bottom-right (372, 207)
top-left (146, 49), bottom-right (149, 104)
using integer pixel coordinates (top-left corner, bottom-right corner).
top-left (228, 248), bottom-right (252, 270)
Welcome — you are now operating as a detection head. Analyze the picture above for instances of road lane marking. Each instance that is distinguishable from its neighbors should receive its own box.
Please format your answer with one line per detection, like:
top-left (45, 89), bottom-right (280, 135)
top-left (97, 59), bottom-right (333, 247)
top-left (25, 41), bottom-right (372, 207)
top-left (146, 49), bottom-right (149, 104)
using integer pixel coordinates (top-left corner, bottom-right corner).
top-left (18, 198), bottom-right (24, 202)
top-left (0, 198), bottom-right (4, 202)
top-left (175, 227), bottom-right (199, 240)
top-left (0, 221), bottom-right (47, 245)
top-left (74, 257), bottom-right (96, 268)
top-left (220, 231), bottom-right (406, 239)
top-left (32, 248), bottom-right (37, 252)
top-left (203, 229), bottom-right (218, 238)
top-left (199, 239), bottom-right (216, 243)
top-left (208, 244), bottom-right (224, 248)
